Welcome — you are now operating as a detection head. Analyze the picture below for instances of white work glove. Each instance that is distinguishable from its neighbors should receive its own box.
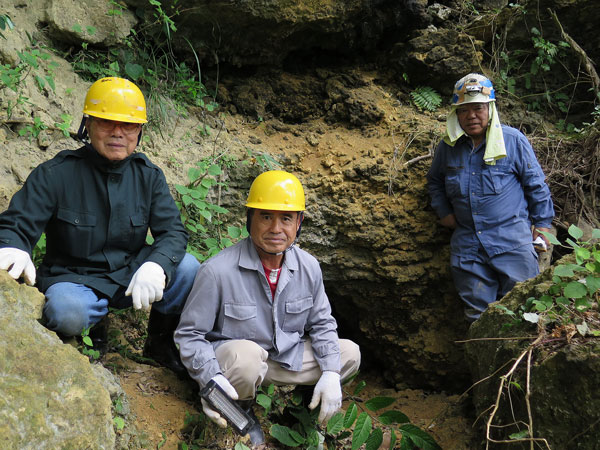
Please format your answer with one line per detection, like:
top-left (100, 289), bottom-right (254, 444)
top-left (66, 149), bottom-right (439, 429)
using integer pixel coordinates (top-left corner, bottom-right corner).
top-left (309, 371), bottom-right (342, 424)
top-left (125, 261), bottom-right (166, 311)
top-left (201, 374), bottom-right (239, 428)
top-left (0, 247), bottom-right (36, 286)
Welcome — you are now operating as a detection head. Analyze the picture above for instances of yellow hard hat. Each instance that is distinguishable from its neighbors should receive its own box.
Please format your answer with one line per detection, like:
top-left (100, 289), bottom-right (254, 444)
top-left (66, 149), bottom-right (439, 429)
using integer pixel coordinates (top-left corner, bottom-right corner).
top-left (246, 170), bottom-right (305, 211)
top-left (83, 77), bottom-right (147, 123)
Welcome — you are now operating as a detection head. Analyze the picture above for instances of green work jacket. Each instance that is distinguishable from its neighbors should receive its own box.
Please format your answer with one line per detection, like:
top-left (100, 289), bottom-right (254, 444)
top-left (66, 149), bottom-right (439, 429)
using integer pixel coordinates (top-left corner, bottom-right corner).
top-left (0, 144), bottom-right (188, 297)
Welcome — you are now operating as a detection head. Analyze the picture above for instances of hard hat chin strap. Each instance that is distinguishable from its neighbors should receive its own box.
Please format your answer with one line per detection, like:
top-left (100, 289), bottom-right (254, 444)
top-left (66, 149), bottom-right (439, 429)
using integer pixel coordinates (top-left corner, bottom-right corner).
top-left (252, 237), bottom-right (298, 257)
top-left (77, 117), bottom-right (88, 142)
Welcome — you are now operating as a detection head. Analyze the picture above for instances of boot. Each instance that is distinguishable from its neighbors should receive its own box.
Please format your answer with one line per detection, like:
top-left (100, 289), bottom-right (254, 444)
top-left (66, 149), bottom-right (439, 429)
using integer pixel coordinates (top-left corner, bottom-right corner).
top-left (143, 309), bottom-right (188, 378)
top-left (237, 400), bottom-right (265, 445)
top-left (88, 316), bottom-right (109, 358)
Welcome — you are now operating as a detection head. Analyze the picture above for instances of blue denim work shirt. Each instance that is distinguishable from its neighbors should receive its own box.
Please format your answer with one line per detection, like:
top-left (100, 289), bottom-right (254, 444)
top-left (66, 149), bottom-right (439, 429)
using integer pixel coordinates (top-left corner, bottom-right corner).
top-left (427, 125), bottom-right (554, 260)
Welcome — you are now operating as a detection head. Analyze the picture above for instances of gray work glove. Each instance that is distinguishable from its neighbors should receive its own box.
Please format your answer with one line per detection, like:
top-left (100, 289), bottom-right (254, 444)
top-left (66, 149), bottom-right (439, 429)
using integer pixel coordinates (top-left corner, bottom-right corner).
top-left (201, 374), bottom-right (239, 428)
top-left (309, 371), bottom-right (342, 424)
top-left (0, 247), bottom-right (36, 286)
top-left (125, 261), bottom-right (165, 310)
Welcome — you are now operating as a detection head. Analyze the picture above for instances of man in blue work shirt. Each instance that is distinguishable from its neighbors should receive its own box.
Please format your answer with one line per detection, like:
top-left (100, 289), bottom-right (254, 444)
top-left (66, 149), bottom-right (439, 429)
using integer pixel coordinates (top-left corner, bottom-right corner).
top-left (427, 73), bottom-right (554, 321)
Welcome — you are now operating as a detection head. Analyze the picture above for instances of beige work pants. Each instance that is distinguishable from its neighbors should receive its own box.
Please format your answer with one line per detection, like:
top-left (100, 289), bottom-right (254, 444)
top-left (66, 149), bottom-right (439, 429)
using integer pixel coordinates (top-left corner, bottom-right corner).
top-left (215, 338), bottom-right (361, 400)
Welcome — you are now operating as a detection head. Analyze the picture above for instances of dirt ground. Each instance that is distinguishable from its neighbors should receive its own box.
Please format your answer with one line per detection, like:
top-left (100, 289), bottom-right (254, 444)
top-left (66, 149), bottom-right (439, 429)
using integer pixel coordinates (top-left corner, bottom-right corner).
top-left (105, 350), bottom-right (477, 450)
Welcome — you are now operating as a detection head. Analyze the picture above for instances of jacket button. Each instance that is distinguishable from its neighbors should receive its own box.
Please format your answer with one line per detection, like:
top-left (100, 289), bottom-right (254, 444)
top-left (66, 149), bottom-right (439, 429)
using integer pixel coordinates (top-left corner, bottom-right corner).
top-left (74, 218), bottom-right (79, 224)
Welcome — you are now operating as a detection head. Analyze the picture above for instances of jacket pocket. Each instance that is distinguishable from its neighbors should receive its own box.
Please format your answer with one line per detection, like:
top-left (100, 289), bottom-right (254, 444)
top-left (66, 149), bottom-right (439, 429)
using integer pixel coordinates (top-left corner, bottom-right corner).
top-left (445, 166), bottom-right (465, 198)
top-left (482, 165), bottom-right (511, 195)
top-left (222, 303), bottom-right (257, 339)
top-left (129, 212), bottom-right (149, 248)
top-left (55, 208), bottom-right (97, 258)
top-left (282, 296), bottom-right (314, 332)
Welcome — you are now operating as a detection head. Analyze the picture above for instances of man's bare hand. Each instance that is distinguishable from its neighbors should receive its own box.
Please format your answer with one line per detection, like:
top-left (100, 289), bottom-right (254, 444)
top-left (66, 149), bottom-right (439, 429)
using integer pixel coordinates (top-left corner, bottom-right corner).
top-left (440, 214), bottom-right (457, 229)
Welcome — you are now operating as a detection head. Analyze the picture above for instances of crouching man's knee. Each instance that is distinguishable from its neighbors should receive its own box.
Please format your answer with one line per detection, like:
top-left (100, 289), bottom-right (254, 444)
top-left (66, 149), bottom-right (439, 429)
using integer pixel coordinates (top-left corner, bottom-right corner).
top-left (215, 339), bottom-right (269, 400)
top-left (339, 339), bottom-right (361, 382)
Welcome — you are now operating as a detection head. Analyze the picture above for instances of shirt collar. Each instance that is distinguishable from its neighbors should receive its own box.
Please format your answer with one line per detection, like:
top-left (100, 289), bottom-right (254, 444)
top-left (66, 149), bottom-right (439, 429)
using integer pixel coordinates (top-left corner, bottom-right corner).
top-left (239, 237), bottom-right (299, 272)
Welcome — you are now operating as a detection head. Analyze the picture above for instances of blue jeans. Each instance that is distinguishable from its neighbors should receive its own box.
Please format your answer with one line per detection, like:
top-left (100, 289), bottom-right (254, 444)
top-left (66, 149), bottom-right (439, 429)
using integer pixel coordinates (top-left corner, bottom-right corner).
top-left (451, 244), bottom-right (539, 321)
top-left (43, 253), bottom-right (200, 336)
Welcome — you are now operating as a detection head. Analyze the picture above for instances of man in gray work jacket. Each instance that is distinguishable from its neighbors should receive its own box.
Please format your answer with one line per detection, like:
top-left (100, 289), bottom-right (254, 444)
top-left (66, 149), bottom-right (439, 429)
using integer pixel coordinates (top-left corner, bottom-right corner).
top-left (0, 77), bottom-right (199, 376)
top-left (175, 170), bottom-right (361, 443)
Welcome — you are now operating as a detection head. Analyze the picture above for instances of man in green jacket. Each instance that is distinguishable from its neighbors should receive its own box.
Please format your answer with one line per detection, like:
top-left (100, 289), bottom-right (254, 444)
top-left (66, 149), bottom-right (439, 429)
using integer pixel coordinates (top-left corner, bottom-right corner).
top-left (0, 77), bottom-right (199, 376)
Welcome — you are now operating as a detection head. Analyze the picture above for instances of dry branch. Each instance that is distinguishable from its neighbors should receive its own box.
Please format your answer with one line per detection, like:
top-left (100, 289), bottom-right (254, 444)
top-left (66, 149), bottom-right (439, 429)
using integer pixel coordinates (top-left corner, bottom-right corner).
top-left (549, 9), bottom-right (600, 99)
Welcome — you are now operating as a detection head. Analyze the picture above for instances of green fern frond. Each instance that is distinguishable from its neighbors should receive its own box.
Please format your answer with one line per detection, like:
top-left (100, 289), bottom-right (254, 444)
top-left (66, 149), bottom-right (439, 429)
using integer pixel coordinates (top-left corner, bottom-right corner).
top-left (410, 86), bottom-right (442, 112)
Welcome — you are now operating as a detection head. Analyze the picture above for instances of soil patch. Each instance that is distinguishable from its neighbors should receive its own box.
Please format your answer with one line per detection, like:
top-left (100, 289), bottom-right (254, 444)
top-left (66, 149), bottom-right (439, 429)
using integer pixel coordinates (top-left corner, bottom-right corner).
top-left (106, 353), bottom-right (477, 449)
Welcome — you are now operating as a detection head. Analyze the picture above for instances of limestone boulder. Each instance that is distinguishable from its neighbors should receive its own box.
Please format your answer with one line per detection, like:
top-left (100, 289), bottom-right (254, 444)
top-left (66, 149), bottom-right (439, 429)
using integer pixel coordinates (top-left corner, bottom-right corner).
top-left (0, 272), bottom-right (115, 449)
top-left (465, 257), bottom-right (600, 449)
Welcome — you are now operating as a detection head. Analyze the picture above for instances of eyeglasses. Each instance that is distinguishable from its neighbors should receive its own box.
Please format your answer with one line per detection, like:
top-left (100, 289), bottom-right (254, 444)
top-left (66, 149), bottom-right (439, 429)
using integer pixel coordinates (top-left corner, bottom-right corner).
top-left (91, 117), bottom-right (142, 135)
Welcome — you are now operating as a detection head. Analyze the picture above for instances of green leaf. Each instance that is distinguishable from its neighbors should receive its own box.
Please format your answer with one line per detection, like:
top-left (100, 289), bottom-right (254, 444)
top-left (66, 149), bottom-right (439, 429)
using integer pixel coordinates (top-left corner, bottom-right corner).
top-left (509, 429), bottom-right (529, 439)
top-left (389, 428), bottom-right (397, 450)
top-left (365, 428), bottom-right (383, 450)
top-left (554, 264), bottom-right (578, 277)
top-left (182, 194), bottom-right (193, 206)
top-left (568, 224), bottom-right (584, 240)
top-left (378, 410), bottom-right (410, 425)
top-left (574, 298), bottom-right (592, 311)
top-left (592, 229), bottom-right (600, 239)
top-left (351, 413), bottom-right (372, 450)
top-left (585, 276), bottom-right (600, 294)
top-left (204, 237), bottom-right (218, 248)
top-left (365, 396), bottom-right (395, 412)
top-left (399, 423), bottom-right (442, 450)
top-left (555, 296), bottom-right (569, 306)
top-left (228, 226), bottom-right (242, 239)
top-left (125, 62), bottom-right (144, 80)
top-left (564, 281), bottom-right (588, 298)
top-left (201, 177), bottom-right (216, 188)
top-left (113, 416), bottom-right (125, 430)
top-left (575, 247), bottom-right (591, 264)
top-left (538, 229), bottom-right (560, 245)
top-left (306, 429), bottom-right (322, 447)
top-left (188, 167), bottom-right (201, 182)
top-left (234, 443), bottom-right (251, 450)
top-left (270, 424), bottom-right (302, 447)
top-left (208, 204), bottom-right (229, 214)
top-left (208, 164), bottom-right (222, 176)
top-left (188, 188), bottom-right (203, 200)
top-left (410, 86), bottom-right (442, 112)
top-left (353, 380), bottom-right (367, 395)
top-left (256, 393), bottom-right (271, 411)
top-left (288, 428), bottom-right (306, 444)
top-left (199, 210), bottom-right (212, 221)
top-left (35, 74), bottom-right (45, 89)
top-left (82, 336), bottom-right (93, 347)
top-left (327, 412), bottom-right (344, 434)
top-left (344, 403), bottom-right (358, 428)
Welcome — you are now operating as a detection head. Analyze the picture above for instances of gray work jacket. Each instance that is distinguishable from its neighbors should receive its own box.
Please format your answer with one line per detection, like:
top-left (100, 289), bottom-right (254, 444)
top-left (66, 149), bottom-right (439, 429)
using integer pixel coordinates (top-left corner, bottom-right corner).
top-left (175, 237), bottom-right (341, 386)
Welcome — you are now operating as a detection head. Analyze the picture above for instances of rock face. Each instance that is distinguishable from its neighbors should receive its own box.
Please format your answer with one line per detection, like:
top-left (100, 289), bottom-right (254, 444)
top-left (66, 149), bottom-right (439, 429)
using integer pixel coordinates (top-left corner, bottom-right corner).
top-left (0, 272), bottom-right (115, 449)
top-left (144, 0), bottom-right (417, 67)
top-left (1, 0), bottom-right (598, 407)
top-left (465, 259), bottom-right (600, 449)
